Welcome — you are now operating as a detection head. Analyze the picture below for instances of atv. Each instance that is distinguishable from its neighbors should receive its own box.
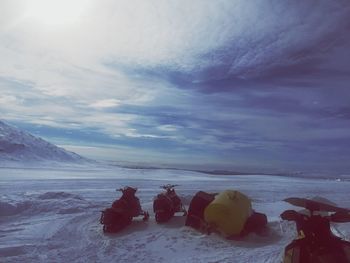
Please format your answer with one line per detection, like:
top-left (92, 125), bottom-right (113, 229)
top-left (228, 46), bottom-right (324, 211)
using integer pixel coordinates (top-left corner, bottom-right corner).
top-left (153, 184), bottom-right (187, 223)
top-left (100, 186), bottom-right (149, 233)
top-left (281, 197), bottom-right (350, 263)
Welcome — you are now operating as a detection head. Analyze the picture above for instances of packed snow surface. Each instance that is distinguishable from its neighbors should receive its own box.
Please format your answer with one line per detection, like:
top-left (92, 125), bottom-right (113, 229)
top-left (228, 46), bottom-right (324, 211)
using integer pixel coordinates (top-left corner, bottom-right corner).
top-left (1, 166), bottom-right (350, 263)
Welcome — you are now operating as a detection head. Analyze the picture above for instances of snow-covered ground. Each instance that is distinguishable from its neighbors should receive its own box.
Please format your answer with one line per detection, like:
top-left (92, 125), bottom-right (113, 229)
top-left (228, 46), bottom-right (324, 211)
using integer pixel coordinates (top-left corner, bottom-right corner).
top-left (1, 166), bottom-right (350, 263)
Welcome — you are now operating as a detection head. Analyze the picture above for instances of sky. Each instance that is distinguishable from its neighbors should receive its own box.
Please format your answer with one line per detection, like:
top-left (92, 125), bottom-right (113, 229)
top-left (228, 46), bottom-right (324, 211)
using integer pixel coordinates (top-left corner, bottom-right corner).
top-left (1, 0), bottom-right (350, 174)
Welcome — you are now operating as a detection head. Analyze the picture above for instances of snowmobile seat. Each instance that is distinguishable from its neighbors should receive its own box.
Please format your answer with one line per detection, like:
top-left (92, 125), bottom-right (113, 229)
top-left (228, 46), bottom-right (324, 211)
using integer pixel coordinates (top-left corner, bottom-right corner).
top-left (185, 191), bottom-right (216, 232)
top-left (240, 211), bottom-right (268, 236)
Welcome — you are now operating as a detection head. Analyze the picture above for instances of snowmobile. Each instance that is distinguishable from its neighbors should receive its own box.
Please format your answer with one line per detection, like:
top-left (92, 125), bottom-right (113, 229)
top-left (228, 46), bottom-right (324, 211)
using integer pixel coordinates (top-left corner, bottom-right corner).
top-left (100, 186), bottom-right (149, 233)
top-left (153, 184), bottom-right (187, 223)
top-left (281, 197), bottom-right (350, 263)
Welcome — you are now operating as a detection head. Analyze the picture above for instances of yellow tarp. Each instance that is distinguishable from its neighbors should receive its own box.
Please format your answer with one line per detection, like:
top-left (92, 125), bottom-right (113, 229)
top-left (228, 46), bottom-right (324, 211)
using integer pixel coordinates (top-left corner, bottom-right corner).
top-left (204, 190), bottom-right (252, 236)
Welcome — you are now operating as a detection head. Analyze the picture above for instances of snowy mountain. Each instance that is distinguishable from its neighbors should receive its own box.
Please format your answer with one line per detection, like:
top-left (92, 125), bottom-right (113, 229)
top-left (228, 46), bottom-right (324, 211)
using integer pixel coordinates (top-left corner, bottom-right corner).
top-left (0, 120), bottom-right (86, 165)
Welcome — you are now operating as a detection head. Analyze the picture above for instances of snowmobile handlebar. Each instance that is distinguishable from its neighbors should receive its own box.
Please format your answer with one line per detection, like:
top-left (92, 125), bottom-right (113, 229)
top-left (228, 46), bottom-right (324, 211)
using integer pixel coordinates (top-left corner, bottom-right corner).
top-left (281, 209), bottom-right (350, 223)
top-left (330, 211), bottom-right (350, 223)
top-left (116, 186), bottom-right (138, 193)
top-left (160, 184), bottom-right (179, 190)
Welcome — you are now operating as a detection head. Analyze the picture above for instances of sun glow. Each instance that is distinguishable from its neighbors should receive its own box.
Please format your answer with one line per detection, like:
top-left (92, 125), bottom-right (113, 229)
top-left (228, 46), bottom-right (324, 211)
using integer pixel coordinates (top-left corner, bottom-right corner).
top-left (25, 0), bottom-right (90, 27)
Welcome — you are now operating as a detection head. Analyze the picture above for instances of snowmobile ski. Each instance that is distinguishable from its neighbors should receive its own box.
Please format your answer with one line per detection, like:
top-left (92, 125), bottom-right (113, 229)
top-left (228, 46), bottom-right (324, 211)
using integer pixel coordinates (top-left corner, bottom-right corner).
top-left (284, 197), bottom-right (350, 214)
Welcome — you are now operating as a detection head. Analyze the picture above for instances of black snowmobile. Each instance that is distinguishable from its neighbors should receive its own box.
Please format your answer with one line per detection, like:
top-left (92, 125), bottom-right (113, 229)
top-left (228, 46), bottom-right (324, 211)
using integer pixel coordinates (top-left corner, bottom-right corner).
top-left (281, 197), bottom-right (350, 263)
top-left (100, 186), bottom-right (149, 233)
top-left (153, 184), bottom-right (187, 223)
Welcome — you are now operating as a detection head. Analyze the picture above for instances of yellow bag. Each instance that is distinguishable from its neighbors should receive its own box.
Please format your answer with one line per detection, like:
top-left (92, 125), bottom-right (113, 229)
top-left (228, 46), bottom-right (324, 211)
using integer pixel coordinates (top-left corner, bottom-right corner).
top-left (204, 190), bottom-right (252, 236)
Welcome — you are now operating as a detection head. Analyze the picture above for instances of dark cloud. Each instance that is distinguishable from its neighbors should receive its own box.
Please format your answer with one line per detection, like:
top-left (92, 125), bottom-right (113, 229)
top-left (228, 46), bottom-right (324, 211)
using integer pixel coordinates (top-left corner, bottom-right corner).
top-left (109, 0), bottom-right (350, 94)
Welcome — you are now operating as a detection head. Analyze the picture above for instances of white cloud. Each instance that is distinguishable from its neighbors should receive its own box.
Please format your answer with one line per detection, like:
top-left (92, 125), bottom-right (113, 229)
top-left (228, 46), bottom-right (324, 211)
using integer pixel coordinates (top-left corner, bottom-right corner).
top-left (0, 94), bottom-right (19, 104)
top-left (1, 0), bottom-right (348, 100)
top-left (158, 125), bottom-right (178, 132)
top-left (90, 99), bottom-right (121, 109)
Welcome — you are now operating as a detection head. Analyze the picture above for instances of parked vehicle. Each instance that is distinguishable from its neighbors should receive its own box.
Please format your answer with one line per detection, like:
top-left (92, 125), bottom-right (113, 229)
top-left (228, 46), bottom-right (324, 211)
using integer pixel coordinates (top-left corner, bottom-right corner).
top-left (100, 186), bottom-right (149, 233)
top-left (153, 184), bottom-right (187, 223)
top-left (281, 197), bottom-right (350, 263)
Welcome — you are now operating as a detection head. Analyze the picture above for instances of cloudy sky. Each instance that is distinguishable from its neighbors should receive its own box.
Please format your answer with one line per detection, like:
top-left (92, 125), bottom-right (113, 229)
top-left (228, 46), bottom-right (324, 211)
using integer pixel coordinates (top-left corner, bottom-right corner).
top-left (1, 0), bottom-right (350, 173)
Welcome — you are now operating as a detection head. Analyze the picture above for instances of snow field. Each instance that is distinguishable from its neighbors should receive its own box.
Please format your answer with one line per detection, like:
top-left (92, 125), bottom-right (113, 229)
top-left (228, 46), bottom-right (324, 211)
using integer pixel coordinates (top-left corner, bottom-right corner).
top-left (1, 167), bottom-right (350, 262)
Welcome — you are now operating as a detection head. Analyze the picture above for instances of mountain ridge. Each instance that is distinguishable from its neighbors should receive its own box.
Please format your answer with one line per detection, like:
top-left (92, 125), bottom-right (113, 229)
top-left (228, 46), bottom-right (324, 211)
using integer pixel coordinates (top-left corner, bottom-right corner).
top-left (0, 120), bottom-right (86, 165)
